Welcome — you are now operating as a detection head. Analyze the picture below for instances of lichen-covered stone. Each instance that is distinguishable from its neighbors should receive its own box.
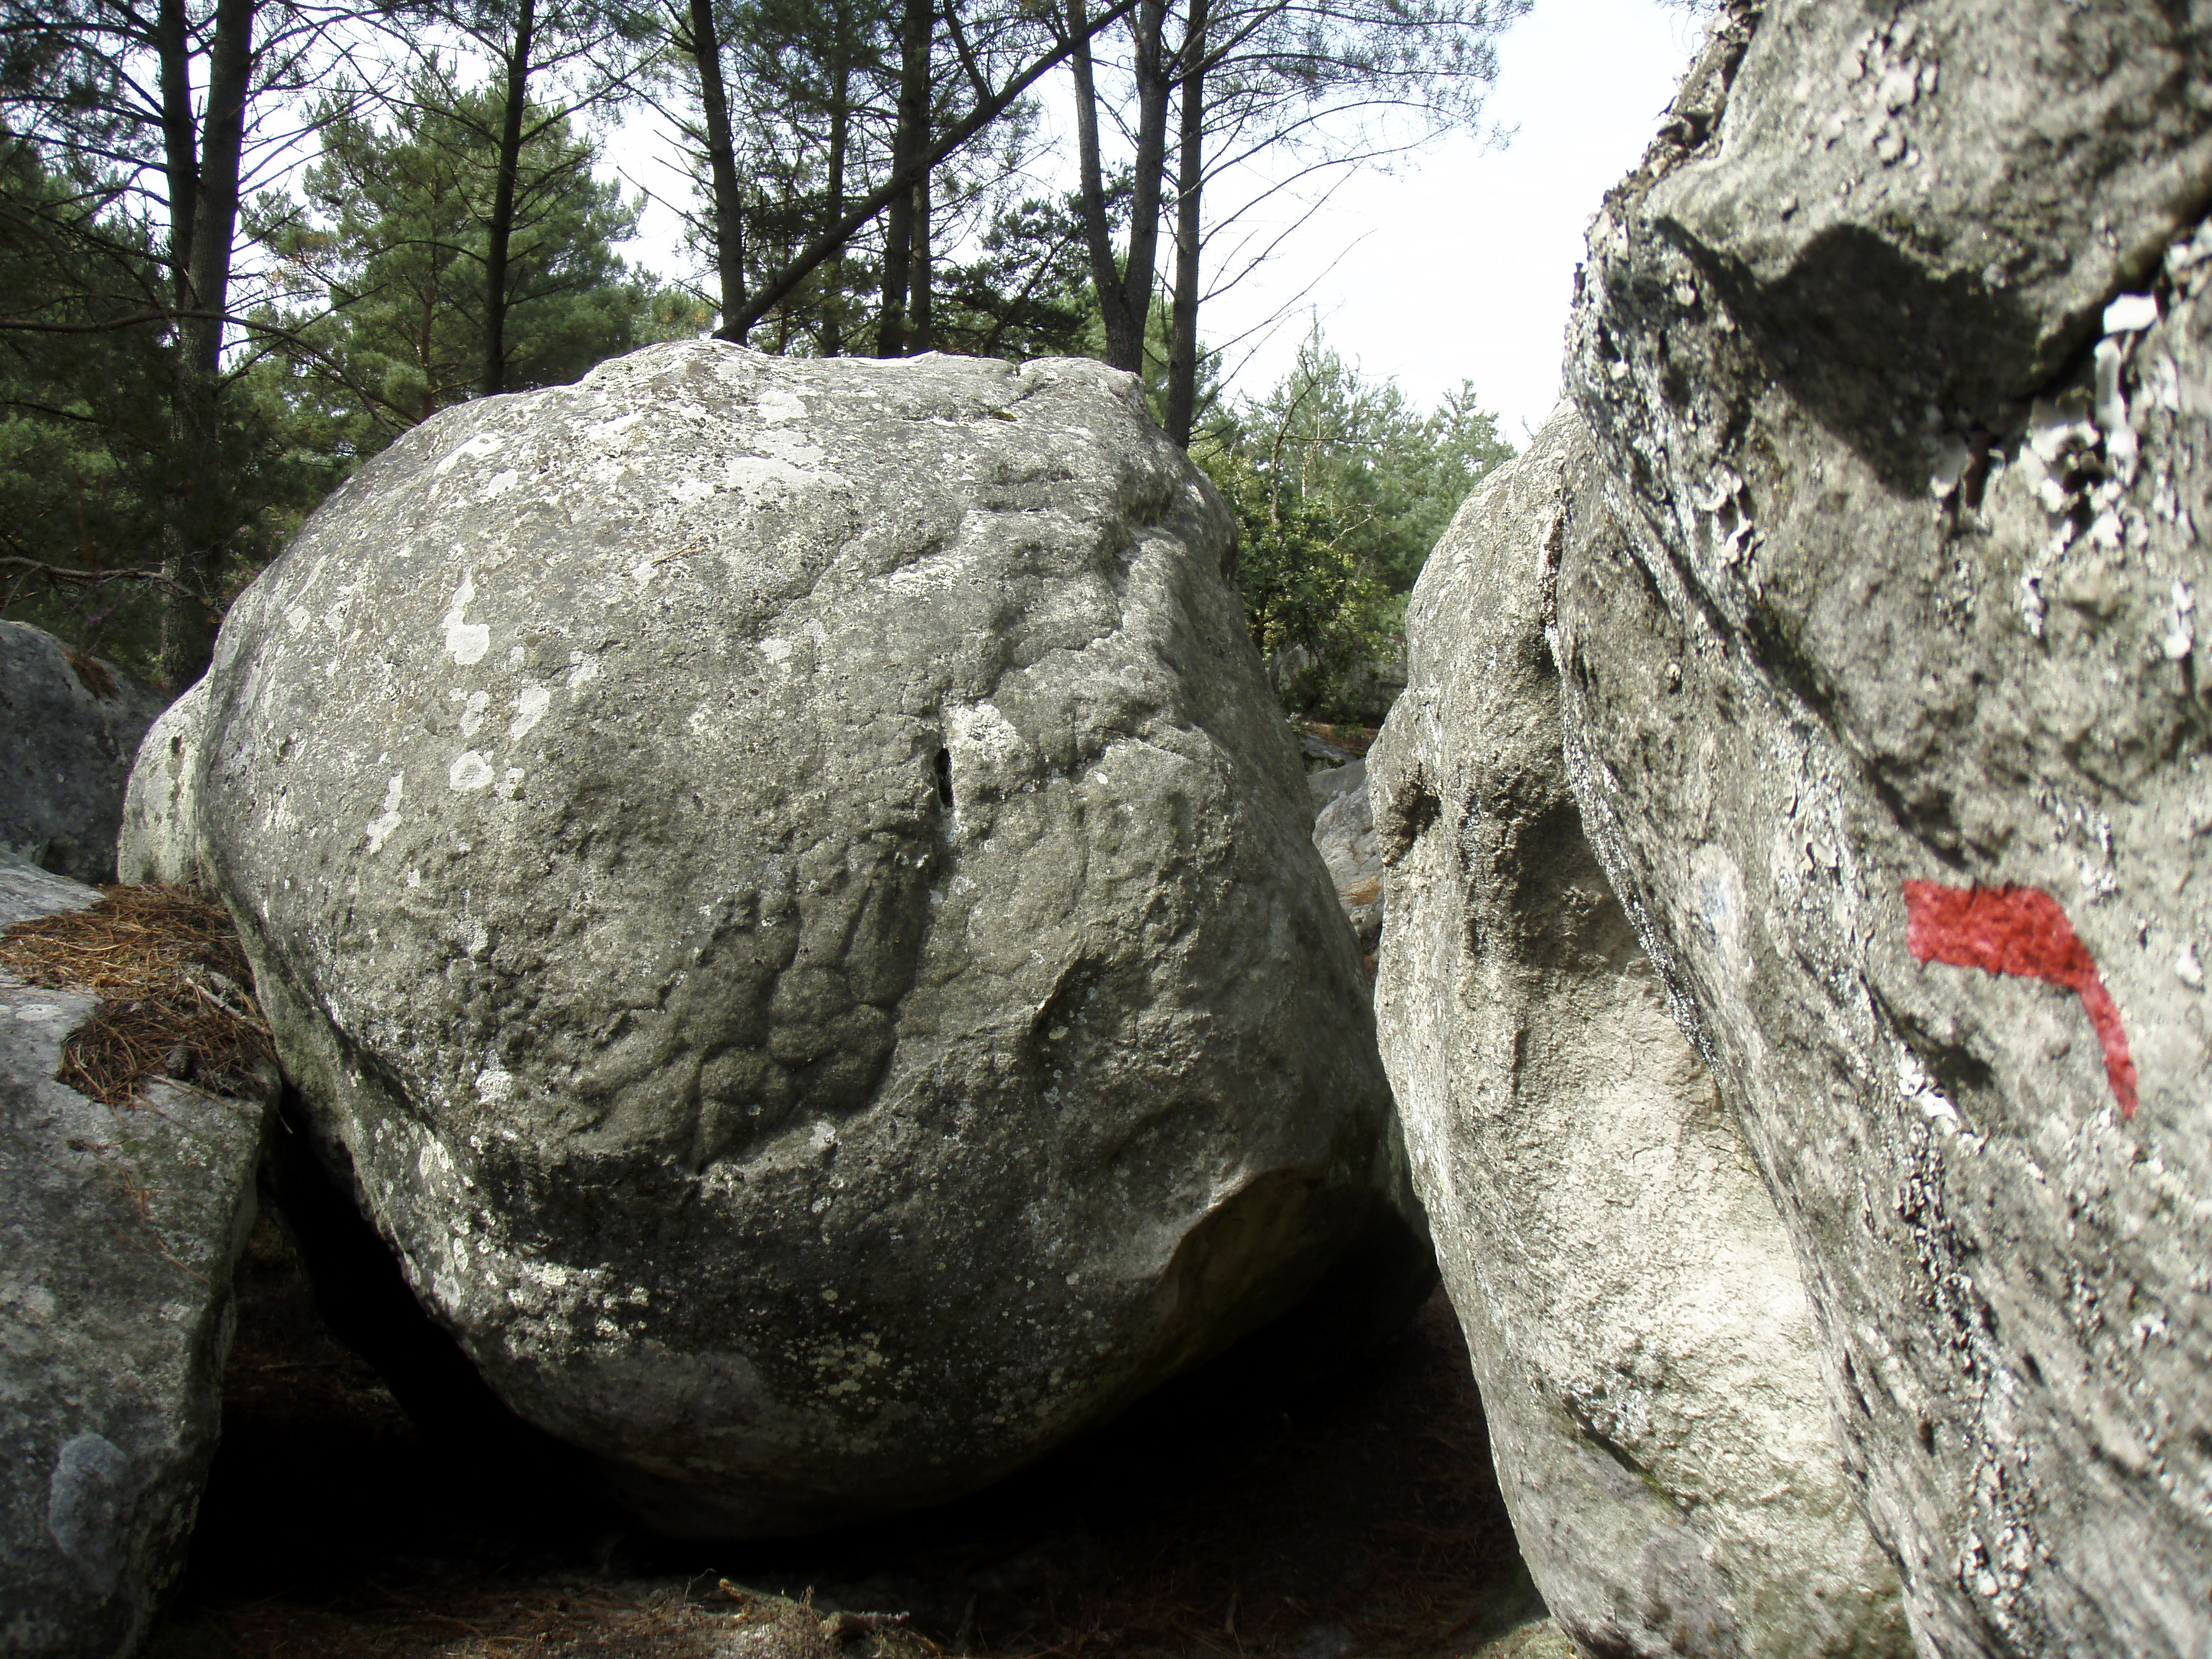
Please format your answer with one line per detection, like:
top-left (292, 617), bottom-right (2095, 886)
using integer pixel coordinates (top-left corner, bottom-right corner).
top-left (1371, 410), bottom-right (1908, 1659)
top-left (118, 680), bottom-right (208, 889)
top-left (0, 624), bottom-right (170, 885)
top-left (0, 856), bottom-right (271, 1657)
top-left (1560, 4), bottom-right (2212, 1653)
top-left (189, 343), bottom-right (1426, 1537)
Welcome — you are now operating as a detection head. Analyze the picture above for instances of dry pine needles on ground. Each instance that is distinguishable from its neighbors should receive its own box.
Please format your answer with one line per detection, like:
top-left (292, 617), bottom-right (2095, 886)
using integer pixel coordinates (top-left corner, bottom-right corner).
top-left (0, 882), bottom-right (276, 1105)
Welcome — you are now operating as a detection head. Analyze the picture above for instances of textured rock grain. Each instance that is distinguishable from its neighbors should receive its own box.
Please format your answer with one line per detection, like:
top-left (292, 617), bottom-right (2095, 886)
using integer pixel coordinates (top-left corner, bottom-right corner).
top-left (1561, 4), bottom-right (2212, 1653)
top-left (0, 624), bottom-right (170, 884)
top-left (189, 343), bottom-right (1426, 1537)
top-left (0, 856), bottom-right (271, 1657)
top-left (1370, 410), bottom-right (1907, 1659)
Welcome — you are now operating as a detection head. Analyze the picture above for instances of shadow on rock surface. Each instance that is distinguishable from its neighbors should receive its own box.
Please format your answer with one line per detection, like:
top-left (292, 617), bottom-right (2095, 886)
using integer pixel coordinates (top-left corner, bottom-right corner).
top-left (156, 1143), bottom-right (1554, 1659)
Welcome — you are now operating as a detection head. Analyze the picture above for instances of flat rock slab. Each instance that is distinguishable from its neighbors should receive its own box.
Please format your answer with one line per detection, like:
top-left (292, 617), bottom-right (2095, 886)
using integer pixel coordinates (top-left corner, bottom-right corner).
top-left (0, 861), bottom-right (271, 1657)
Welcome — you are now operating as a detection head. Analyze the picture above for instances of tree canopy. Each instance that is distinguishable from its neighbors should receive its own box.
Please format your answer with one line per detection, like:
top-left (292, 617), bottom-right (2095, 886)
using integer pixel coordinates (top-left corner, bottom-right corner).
top-left (255, 73), bottom-right (705, 456)
top-left (0, 0), bottom-right (1527, 705)
top-left (1196, 325), bottom-right (1511, 718)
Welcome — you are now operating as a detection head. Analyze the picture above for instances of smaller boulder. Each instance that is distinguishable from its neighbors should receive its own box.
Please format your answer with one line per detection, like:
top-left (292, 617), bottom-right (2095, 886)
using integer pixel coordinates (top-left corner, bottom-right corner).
top-left (0, 624), bottom-right (170, 884)
top-left (0, 855), bottom-right (272, 1658)
top-left (118, 678), bottom-right (207, 889)
top-left (1313, 770), bottom-right (1382, 968)
top-left (1305, 757), bottom-right (1365, 813)
top-left (1370, 411), bottom-right (1908, 1659)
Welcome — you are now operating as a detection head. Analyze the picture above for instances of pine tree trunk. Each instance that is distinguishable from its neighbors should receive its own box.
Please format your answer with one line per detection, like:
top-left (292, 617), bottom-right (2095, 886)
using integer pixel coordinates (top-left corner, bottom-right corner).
top-left (690, 0), bottom-right (750, 340)
top-left (1120, 0), bottom-right (1169, 364)
top-left (909, 171), bottom-right (932, 353)
top-left (876, 0), bottom-right (931, 356)
top-left (154, 0), bottom-right (197, 306)
top-left (1166, 0), bottom-right (1207, 447)
top-left (821, 30), bottom-right (852, 356)
top-left (481, 0), bottom-right (536, 397)
top-left (158, 0), bottom-right (252, 691)
top-left (1069, 0), bottom-right (1169, 374)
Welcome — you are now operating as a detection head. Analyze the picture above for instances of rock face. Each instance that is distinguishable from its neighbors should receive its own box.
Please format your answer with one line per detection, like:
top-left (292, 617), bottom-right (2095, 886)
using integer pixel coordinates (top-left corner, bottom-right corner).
top-left (1313, 768), bottom-right (1383, 968)
top-left (1370, 410), bottom-right (1908, 1659)
top-left (0, 856), bottom-right (271, 1657)
top-left (1558, 3), bottom-right (2212, 1653)
top-left (1, 624), bottom-right (170, 884)
top-left (186, 343), bottom-right (1425, 1537)
top-left (118, 680), bottom-right (208, 889)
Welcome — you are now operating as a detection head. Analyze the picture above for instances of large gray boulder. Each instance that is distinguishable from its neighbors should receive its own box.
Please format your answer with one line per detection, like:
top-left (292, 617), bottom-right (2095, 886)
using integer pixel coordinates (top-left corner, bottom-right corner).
top-left (1370, 409), bottom-right (1908, 1659)
top-left (184, 343), bottom-right (1426, 1537)
top-left (0, 624), bottom-right (170, 885)
top-left (1560, 3), bottom-right (2212, 1653)
top-left (0, 855), bottom-right (271, 1656)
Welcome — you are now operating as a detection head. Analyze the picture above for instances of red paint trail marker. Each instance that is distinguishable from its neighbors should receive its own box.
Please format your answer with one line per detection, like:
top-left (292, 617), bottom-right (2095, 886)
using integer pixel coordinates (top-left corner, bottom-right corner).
top-left (1902, 881), bottom-right (2138, 1116)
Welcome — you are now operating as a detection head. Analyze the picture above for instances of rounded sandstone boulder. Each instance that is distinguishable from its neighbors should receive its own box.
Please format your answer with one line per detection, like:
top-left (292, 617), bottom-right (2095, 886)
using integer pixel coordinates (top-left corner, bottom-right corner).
top-left (190, 343), bottom-right (1425, 1536)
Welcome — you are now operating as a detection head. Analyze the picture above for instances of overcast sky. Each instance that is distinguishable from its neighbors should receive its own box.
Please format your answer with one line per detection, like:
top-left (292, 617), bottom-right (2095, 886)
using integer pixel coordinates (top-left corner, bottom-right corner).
top-left (603, 0), bottom-right (1706, 442)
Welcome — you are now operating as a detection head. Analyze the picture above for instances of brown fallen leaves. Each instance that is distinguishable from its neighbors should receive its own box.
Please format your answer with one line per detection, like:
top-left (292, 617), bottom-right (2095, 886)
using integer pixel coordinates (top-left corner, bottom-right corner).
top-left (0, 881), bottom-right (276, 1105)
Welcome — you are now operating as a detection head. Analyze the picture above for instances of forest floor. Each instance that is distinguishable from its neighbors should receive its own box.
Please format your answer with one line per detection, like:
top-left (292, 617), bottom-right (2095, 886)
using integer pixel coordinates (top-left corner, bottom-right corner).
top-left (150, 1217), bottom-right (1570, 1659)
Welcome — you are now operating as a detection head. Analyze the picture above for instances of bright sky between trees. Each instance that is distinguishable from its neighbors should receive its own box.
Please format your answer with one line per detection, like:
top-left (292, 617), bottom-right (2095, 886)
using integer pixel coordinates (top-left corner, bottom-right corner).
top-left (603, 0), bottom-right (1705, 442)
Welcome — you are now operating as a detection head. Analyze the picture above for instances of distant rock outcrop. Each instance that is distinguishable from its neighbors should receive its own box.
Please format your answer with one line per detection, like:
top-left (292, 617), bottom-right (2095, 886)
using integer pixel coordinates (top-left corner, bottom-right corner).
top-left (0, 624), bottom-right (169, 884)
top-left (0, 855), bottom-right (271, 1658)
top-left (1547, 1), bottom-right (2212, 1651)
top-left (176, 343), bottom-right (1429, 1537)
top-left (1370, 410), bottom-right (1910, 1659)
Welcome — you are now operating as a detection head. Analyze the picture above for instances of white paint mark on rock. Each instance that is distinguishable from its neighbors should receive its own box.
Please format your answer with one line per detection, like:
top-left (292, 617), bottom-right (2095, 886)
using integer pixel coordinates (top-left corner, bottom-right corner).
top-left (443, 573), bottom-right (491, 665)
top-left (449, 750), bottom-right (494, 792)
top-left (509, 685), bottom-right (551, 739)
top-left (365, 773), bottom-right (405, 854)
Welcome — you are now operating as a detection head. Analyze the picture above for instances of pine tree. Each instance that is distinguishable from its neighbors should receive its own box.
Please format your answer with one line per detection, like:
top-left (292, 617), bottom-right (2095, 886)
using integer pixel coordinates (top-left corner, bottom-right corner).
top-left (256, 72), bottom-right (705, 459)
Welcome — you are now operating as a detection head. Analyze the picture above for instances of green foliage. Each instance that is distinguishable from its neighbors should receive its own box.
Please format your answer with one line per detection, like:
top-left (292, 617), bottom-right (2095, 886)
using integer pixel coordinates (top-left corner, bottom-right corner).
top-left (1236, 325), bottom-right (1513, 593)
top-left (0, 134), bottom-right (338, 680)
top-left (1195, 325), bottom-right (1511, 719)
top-left (253, 71), bottom-right (707, 462)
top-left (930, 187), bottom-right (1102, 361)
top-left (1204, 445), bottom-right (1392, 681)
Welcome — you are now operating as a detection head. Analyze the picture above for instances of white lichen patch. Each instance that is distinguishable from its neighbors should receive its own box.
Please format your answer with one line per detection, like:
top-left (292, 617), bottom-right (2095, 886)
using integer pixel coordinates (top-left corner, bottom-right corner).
top-left (443, 573), bottom-right (491, 666)
top-left (509, 685), bottom-right (551, 740)
top-left (365, 773), bottom-right (405, 854)
top-left (449, 750), bottom-right (494, 793)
